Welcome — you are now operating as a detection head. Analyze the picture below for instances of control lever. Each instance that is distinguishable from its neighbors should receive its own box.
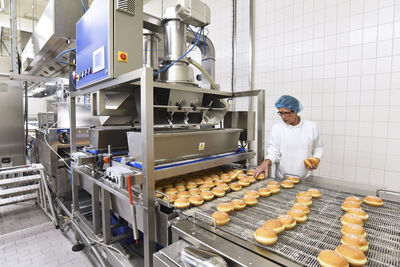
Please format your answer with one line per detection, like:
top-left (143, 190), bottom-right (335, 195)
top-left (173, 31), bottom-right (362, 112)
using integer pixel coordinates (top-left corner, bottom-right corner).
top-left (126, 175), bottom-right (139, 243)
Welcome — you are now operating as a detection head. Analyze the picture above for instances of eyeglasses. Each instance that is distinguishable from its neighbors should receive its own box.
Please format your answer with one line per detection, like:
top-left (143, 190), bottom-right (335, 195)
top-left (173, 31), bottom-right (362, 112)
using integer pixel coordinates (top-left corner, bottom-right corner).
top-left (277, 111), bottom-right (292, 117)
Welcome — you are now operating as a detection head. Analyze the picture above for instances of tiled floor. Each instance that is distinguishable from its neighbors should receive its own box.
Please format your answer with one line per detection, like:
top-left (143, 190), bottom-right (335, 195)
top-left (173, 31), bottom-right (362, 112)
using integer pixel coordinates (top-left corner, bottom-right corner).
top-left (0, 201), bottom-right (96, 267)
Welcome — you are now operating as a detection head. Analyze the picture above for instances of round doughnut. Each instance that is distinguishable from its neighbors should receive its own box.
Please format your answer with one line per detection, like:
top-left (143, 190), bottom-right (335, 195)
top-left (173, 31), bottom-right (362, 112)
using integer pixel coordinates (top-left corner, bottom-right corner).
top-left (174, 197), bottom-right (190, 209)
top-left (200, 191), bottom-right (214, 201)
top-left (194, 178), bottom-right (204, 186)
top-left (242, 196), bottom-right (257, 206)
top-left (231, 199), bottom-right (246, 211)
top-left (165, 187), bottom-right (178, 194)
top-left (229, 182), bottom-right (242, 192)
top-left (188, 188), bottom-right (201, 195)
top-left (287, 176), bottom-right (300, 184)
top-left (198, 184), bottom-right (211, 192)
top-left (211, 211), bottom-right (230, 226)
top-left (296, 191), bottom-right (312, 198)
top-left (344, 196), bottom-right (362, 204)
top-left (267, 184), bottom-right (280, 194)
top-left (281, 180), bottom-right (294, 189)
top-left (238, 178), bottom-right (250, 187)
top-left (296, 197), bottom-right (312, 206)
top-left (219, 183), bottom-right (230, 191)
top-left (244, 190), bottom-right (259, 198)
top-left (267, 180), bottom-right (280, 186)
top-left (238, 173), bottom-right (248, 179)
top-left (163, 193), bottom-right (178, 204)
top-left (253, 227), bottom-right (277, 245)
top-left (341, 234), bottom-right (368, 252)
top-left (247, 169), bottom-right (254, 176)
top-left (341, 214), bottom-right (363, 226)
top-left (340, 224), bottom-right (366, 238)
top-left (163, 183), bottom-right (173, 189)
top-left (346, 208), bottom-right (368, 221)
top-left (222, 176), bottom-right (232, 183)
top-left (211, 187), bottom-right (225, 198)
top-left (217, 202), bottom-right (234, 213)
top-left (177, 191), bottom-right (190, 198)
top-left (292, 203), bottom-right (310, 214)
top-left (335, 244), bottom-right (367, 267)
top-left (263, 219), bottom-right (285, 234)
top-left (307, 188), bottom-right (322, 198)
top-left (341, 201), bottom-right (361, 211)
top-left (214, 179), bottom-right (224, 186)
top-left (287, 209), bottom-right (307, 223)
top-left (317, 250), bottom-right (349, 267)
top-left (174, 180), bottom-right (185, 187)
top-left (256, 173), bottom-right (265, 180)
top-left (248, 176), bottom-right (256, 183)
top-left (204, 181), bottom-right (215, 188)
top-left (188, 194), bottom-right (204, 206)
top-left (258, 187), bottom-right (271, 197)
top-left (277, 215), bottom-right (296, 230)
top-left (363, 195), bottom-right (383, 207)
top-left (185, 182), bottom-right (197, 189)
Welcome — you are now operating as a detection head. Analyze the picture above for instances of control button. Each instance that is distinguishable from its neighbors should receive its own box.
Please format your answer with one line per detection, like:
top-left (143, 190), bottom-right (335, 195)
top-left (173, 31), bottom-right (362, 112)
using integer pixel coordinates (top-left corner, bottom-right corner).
top-left (88, 68), bottom-right (91, 74)
top-left (104, 157), bottom-right (110, 163)
top-left (118, 51), bottom-right (128, 62)
top-left (73, 74), bottom-right (76, 80)
top-left (85, 69), bottom-right (88, 76)
top-left (78, 130), bottom-right (81, 133)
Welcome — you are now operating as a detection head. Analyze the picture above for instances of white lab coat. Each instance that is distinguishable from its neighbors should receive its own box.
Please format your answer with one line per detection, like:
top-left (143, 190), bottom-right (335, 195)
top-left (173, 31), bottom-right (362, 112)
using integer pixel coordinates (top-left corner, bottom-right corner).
top-left (266, 118), bottom-right (325, 179)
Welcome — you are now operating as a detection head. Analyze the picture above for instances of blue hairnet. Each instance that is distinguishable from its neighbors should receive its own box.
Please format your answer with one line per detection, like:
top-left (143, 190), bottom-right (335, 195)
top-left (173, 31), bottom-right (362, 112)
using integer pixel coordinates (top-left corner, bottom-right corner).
top-left (275, 95), bottom-right (303, 113)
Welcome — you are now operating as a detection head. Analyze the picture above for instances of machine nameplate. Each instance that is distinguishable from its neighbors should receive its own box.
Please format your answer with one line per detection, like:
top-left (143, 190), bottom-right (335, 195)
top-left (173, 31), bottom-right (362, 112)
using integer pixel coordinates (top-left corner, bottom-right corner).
top-left (198, 142), bottom-right (205, 151)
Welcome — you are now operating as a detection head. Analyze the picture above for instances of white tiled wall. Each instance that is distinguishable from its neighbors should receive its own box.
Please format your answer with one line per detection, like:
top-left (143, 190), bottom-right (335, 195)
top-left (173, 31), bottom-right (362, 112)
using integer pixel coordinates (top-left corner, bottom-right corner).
top-left (248, 0), bottom-right (400, 190)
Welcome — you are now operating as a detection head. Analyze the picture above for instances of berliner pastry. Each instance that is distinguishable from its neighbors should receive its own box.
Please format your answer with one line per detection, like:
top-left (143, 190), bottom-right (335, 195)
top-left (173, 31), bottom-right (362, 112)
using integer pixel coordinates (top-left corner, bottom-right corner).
top-left (174, 197), bottom-right (190, 209)
top-left (296, 197), bottom-right (312, 206)
top-left (194, 178), bottom-right (204, 186)
top-left (346, 208), bottom-right (368, 221)
top-left (254, 227), bottom-right (278, 245)
top-left (292, 203), bottom-right (310, 214)
top-left (204, 181), bottom-right (215, 188)
top-left (247, 169), bottom-right (255, 176)
top-left (258, 187), bottom-right (271, 197)
top-left (198, 185), bottom-right (211, 192)
top-left (296, 191), bottom-right (312, 198)
top-left (341, 201), bottom-right (361, 211)
top-left (204, 177), bottom-right (213, 182)
top-left (174, 180), bottom-right (185, 187)
top-left (340, 224), bottom-right (366, 238)
top-left (219, 183), bottom-right (230, 191)
top-left (211, 187), bottom-right (226, 197)
top-left (267, 180), bottom-right (280, 186)
top-left (186, 182), bottom-right (197, 189)
top-left (222, 176), bottom-right (232, 183)
top-left (188, 188), bottom-right (201, 195)
top-left (163, 193), bottom-right (178, 204)
top-left (177, 191), bottom-right (190, 198)
top-left (244, 190), bottom-right (260, 198)
top-left (200, 191), bottom-right (214, 201)
top-left (210, 174), bottom-right (220, 180)
top-left (163, 183), bottom-right (173, 189)
top-left (304, 157), bottom-right (319, 168)
top-left (267, 184), bottom-right (280, 194)
top-left (341, 214), bottom-right (363, 226)
top-left (344, 196), bottom-right (362, 204)
top-left (248, 176), bottom-right (256, 183)
top-left (188, 194), bottom-right (204, 206)
top-left (229, 182), bottom-right (242, 192)
top-left (214, 179), bottom-right (224, 186)
top-left (238, 173), bottom-right (248, 179)
top-left (363, 195), bottom-right (383, 207)
top-left (281, 180), bottom-right (294, 189)
top-left (341, 234), bottom-right (368, 252)
top-left (307, 188), bottom-right (322, 198)
top-left (277, 215), bottom-right (296, 230)
top-left (287, 209), bottom-right (307, 223)
top-left (242, 196), bottom-right (258, 206)
top-left (165, 187), bottom-right (178, 194)
top-left (287, 176), bottom-right (300, 184)
top-left (155, 187), bottom-right (163, 198)
top-left (238, 178), bottom-right (250, 187)
top-left (211, 211), bottom-right (230, 226)
top-left (217, 202), bottom-right (234, 213)
top-left (231, 199), bottom-right (246, 211)
top-left (335, 244), bottom-right (367, 266)
top-left (317, 250), bottom-right (349, 267)
top-left (263, 219), bottom-right (285, 234)
top-left (220, 173), bottom-right (229, 179)
top-left (256, 173), bottom-right (265, 180)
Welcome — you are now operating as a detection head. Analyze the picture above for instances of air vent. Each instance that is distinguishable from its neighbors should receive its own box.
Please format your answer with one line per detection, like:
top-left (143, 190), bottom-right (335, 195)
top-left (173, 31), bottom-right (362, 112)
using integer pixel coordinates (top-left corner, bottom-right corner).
top-left (116, 0), bottom-right (135, 16)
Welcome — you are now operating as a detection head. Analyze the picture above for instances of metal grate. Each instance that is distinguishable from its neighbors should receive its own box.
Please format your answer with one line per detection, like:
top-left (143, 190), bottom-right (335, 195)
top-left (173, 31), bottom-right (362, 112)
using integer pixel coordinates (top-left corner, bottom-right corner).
top-left (116, 0), bottom-right (136, 15)
top-left (182, 180), bottom-right (400, 267)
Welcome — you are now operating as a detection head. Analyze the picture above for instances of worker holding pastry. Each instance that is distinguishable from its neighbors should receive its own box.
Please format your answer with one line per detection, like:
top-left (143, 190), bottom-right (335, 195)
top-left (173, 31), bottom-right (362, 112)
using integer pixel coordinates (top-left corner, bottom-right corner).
top-left (254, 95), bottom-right (325, 179)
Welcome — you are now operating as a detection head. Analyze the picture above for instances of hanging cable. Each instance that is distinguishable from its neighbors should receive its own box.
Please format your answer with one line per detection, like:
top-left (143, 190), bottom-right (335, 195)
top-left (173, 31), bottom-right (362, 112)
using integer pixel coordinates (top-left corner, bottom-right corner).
top-left (80, 0), bottom-right (87, 12)
top-left (56, 48), bottom-right (76, 65)
top-left (154, 27), bottom-right (203, 76)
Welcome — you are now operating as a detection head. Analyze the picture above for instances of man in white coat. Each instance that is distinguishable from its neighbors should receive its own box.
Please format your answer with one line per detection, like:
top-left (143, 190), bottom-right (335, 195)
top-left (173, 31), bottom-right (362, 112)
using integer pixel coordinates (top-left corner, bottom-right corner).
top-left (254, 95), bottom-right (325, 179)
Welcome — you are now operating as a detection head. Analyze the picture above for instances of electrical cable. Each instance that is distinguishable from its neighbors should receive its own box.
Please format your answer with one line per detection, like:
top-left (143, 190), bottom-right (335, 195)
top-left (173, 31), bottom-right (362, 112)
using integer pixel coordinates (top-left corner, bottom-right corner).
top-left (86, 236), bottom-right (129, 259)
top-left (154, 27), bottom-right (203, 76)
top-left (56, 48), bottom-right (76, 65)
top-left (80, 0), bottom-right (87, 13)
top-left (26, 139), bottom-right (34, 163)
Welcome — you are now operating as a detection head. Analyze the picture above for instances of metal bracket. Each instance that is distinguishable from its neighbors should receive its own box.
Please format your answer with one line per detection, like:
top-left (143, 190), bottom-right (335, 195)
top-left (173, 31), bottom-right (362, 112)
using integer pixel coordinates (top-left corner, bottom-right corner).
top-left (194, 211), bottom-right (217, 230)
top-left (376, 189), bottom-right (400, 198)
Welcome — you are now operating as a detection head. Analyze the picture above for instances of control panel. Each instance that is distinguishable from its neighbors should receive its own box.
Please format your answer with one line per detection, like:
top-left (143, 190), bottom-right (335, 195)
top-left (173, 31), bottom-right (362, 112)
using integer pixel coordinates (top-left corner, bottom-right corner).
top-left (105, 166), bottom-right (134, 188)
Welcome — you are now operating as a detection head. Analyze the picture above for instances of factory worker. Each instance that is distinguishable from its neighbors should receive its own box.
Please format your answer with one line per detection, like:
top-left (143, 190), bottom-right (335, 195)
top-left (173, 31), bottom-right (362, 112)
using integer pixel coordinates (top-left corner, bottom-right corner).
top-left (253, 95), bottom-right (325, 179)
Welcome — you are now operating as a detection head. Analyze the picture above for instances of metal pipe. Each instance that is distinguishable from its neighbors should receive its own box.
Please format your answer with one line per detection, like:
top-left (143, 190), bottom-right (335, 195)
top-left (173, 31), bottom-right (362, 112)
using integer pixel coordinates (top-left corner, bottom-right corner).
top-left (10, 0), bottom-right (18, 74)
top-left (24, 82), bottom-right (28, 152)
top-left (143, 30), bottom-right (159, 70)
top-left (232, 0), bottom-right (237, 94)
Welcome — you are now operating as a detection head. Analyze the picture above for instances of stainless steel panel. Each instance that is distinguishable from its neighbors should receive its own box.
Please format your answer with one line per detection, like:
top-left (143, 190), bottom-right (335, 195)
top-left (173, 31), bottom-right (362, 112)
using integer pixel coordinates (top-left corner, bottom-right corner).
top-left (0, 80), bottom-right (25, 167)
top-left (224, 111), bottom-right (255, 142)
top-left (89, 126), bottom-right (133, 151)
top-left (128, 128), bottom-right (242, 162)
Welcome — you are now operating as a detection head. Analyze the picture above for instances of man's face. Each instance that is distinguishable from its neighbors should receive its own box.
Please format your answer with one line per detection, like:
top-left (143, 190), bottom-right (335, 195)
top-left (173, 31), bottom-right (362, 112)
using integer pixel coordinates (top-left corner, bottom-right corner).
top-left (278, 107), bottom-right (296, 125)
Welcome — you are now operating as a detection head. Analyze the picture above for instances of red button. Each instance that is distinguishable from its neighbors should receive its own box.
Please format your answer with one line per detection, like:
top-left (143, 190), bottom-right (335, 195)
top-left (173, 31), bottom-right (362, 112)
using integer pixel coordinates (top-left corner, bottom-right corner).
top-left (120, 53), bottom-right (126, 60)
top-left (88, 68), bottom-right (91, 74)
top-left (73, 74), bottom-right (76, 80)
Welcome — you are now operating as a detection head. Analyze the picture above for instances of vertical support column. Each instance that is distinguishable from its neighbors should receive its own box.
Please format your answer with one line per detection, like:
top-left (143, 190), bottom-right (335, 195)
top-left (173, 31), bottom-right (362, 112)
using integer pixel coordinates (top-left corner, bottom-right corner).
top-left (257, 90), bottom-right (265, 165)
top-left (141, 67), bottom-right (155, 267)
top-left (9, 0), bottom-right (18, 74)
top-left (24, 82), bottom-right (28, 151)
top-left (69, 96), bottom-right (79, 213)
top-left (92, 183), bottom-right (101, 234)
top-left (101, 189), bottom-right (111, 244)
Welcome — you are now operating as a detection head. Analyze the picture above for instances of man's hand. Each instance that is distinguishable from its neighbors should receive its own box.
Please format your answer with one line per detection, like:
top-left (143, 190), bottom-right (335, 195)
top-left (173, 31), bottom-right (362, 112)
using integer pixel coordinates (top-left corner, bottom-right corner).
top-left (304, 157), bottom-right (320, 170)
top-left (254, 159), bottom-right (271, 178)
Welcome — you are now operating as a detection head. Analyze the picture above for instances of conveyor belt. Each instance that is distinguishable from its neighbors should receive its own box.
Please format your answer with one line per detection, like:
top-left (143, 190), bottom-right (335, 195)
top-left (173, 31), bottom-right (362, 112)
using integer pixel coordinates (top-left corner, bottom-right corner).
top-left (182, 179), bottom-right (400, 267)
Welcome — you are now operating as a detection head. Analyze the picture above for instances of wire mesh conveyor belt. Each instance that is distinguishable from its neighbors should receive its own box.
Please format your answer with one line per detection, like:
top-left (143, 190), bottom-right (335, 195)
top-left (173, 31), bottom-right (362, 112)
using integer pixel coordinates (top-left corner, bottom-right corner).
top-left (181, 179), bottom-right (400, 267)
